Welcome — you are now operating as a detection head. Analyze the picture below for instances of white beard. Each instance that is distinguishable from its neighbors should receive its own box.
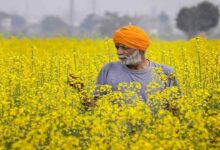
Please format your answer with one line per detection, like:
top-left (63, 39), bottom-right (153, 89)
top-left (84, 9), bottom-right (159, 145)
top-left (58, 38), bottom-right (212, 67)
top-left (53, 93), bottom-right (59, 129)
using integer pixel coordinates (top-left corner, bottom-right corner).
top-left (118, 50), bottom-right (142, 65)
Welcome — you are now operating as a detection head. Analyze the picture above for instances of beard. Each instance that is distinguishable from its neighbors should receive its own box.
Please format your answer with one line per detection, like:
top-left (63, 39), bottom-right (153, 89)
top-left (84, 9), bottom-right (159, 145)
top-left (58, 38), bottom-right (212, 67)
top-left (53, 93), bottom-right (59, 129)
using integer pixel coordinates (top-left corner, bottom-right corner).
top-left (118, 50), bottom-right (142, 65)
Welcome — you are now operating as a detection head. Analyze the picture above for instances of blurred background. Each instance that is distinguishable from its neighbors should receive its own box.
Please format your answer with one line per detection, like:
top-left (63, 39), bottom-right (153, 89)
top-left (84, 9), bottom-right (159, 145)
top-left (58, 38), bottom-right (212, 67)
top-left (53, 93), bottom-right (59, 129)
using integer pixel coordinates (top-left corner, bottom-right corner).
top-left (0, 0), bottom-right (219, 40)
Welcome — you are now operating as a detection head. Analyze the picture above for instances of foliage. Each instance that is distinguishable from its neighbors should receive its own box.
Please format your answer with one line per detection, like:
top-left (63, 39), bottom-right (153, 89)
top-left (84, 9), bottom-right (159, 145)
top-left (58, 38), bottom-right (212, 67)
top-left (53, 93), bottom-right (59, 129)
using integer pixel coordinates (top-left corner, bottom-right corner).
top-left (41, 16), bottom-right (70, 36)
top-left (176, 1), bottom-right (219, 38)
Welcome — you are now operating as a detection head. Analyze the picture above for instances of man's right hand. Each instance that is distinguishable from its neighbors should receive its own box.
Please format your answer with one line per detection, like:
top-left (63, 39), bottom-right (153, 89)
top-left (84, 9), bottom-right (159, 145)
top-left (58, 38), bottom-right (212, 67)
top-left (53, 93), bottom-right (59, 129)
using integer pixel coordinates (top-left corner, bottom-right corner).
top-left (67, 74), bottom-right (84, 92)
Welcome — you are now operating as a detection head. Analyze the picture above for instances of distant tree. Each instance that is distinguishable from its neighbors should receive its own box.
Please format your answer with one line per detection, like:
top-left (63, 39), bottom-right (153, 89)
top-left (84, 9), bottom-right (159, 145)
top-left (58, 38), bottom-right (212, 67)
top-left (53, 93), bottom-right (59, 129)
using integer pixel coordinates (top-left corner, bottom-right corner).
top-left (41, 16), bottom-right (69, 36)
top-left (99, 12), bottom-right (139, 37)
top-left (80, 14), bottom-right (100, 35)
top-left (176, 1), bottom-right (219, 38)
top-left (10, 15), bottom-right (26, 35)
top-left (0, 11), bottom-right (10, 32)
top-left (158, 11), bottom-right (174, 39)
top-left (0, 12), bottom-right (26, 36)
top-left (0, 11), bottom-right (9, 20)
top-left (159, 11), bottom-right (169, 24)
top-left (98, 12), bottom-right (120, 37)
top-left (196, 2), bottom-right (219, 31)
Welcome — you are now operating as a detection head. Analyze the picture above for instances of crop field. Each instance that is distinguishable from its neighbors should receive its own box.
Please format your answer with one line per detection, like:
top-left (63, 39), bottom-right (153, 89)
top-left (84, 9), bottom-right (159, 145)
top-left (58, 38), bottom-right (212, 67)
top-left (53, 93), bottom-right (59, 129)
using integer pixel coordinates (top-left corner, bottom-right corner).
top-left (0, 37), bottom-right (219, 149)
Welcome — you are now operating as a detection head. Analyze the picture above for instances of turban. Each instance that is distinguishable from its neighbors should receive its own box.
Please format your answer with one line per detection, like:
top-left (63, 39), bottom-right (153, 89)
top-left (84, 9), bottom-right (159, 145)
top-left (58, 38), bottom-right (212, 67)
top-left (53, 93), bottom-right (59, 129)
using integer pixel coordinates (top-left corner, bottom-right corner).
top-left (113, 25), bottom-right (150, 51)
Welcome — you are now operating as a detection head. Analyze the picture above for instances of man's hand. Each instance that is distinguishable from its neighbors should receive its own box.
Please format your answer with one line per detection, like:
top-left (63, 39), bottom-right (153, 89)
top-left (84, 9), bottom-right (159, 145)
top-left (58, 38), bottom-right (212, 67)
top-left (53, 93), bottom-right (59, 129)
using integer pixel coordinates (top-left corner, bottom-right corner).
top-left (67, 74), bottom-right (96, 109)
top-left (67, 74), bottom-right (84, 92)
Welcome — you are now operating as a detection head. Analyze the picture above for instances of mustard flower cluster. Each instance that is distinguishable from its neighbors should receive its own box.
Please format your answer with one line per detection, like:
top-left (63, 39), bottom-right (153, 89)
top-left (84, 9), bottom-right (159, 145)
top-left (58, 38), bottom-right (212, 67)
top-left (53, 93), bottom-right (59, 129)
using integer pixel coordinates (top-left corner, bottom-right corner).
top-left (0, 37), bottom-right (219, 149)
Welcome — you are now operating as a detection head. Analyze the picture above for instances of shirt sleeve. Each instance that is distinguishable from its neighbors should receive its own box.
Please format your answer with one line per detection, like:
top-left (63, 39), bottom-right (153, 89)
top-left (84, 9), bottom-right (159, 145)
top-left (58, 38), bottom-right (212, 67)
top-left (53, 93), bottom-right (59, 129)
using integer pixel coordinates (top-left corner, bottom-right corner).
top-left (94, 64), bottom-right (110, 97)
top-left (162, 65), bottom-right (181, 94)
top-left (166, 74), bottom-right (180, 88)
top-left (96, 64), bottom-right (109, 85)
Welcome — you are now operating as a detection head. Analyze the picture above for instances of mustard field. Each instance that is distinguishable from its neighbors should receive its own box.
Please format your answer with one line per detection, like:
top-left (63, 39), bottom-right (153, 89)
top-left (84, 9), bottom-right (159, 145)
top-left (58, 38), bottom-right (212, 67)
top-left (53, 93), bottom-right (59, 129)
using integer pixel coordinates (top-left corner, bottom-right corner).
top-left (0, 37), bottom-right (219, 149)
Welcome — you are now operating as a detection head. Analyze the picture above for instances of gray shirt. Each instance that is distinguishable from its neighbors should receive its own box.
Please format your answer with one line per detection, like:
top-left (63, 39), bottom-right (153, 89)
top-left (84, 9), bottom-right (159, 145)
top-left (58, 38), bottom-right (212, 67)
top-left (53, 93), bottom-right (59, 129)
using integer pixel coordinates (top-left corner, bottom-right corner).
top-left (96, 60), bottom-right (179, 102)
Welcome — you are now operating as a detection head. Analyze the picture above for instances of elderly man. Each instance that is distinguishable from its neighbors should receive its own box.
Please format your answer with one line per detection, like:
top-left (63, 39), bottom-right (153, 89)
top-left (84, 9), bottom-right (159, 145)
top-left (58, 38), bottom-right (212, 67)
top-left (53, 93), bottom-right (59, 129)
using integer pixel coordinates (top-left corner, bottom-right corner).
top-left (96, 25), bottom-right (179, 103)
top-left (68, 25), bottom-right (180, 110)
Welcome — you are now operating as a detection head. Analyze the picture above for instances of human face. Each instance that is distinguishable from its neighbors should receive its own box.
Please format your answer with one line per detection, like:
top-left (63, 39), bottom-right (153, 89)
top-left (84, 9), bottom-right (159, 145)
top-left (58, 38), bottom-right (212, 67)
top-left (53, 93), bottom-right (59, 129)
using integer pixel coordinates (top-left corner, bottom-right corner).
top-left (115, 44), bottom-right (142, 65)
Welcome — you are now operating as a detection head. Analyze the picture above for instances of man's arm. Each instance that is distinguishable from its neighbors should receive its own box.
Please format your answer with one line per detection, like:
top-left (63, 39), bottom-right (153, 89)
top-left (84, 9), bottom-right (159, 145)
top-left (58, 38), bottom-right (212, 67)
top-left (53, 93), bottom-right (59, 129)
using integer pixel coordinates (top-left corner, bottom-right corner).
top-left (166, 74), bottom-right (181, 117)
top-left (161, 65), bottom-right (181, 117)
top-left (67, 64), bottom-right (109, 109)
top-left (67, 74), bottom-right (94, 109)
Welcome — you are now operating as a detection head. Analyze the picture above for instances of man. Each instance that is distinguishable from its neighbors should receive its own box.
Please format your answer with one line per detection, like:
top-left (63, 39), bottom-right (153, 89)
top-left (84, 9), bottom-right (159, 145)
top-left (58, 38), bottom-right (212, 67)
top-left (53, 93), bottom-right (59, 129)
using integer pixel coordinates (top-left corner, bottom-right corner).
top-left (96, 25), bottom-right (180, 103)
top-left (68, 25), bottom-right (180, 111)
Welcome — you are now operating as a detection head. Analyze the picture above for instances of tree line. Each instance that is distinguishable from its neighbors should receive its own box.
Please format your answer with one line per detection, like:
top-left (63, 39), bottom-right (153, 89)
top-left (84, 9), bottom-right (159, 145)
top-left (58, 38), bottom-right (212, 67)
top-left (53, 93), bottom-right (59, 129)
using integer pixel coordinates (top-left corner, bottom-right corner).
top-left (0, 1), bottom-right (219, 39)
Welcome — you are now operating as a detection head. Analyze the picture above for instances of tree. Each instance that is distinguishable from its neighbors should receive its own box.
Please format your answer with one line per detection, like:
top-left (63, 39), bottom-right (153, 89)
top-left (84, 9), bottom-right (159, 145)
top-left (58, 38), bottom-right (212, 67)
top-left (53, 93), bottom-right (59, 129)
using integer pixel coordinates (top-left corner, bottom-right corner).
top-left (41, 16), bottom-right (70, 36)
top-left (176, 1), bottom-right (219, 38)
top-left (80, 14), bottom-right (100, 35)
top-left (0, 11), bottom-right (10, 33)
top-left (98, 12), bottom-right (139, 37)
top-left (158, 11), bottom-right (174, 39)
top-left (80, 12), bottom-right (139, 37)
top-left (0, 12), bottom-right (26, 36)
top-left (10, 15), bottom-right (26, 35)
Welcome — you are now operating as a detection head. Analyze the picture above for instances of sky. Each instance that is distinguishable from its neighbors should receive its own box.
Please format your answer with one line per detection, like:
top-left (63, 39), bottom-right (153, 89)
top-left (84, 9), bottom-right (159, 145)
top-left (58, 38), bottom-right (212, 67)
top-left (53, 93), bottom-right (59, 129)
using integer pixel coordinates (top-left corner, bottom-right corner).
top-left (0, 0), bottom-right (220, 24)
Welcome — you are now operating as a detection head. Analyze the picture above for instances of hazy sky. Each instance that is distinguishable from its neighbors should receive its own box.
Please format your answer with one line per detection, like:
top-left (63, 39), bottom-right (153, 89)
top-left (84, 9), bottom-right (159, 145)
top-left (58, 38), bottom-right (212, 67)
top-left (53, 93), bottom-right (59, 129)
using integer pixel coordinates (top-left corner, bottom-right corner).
top-left (0, 0), bottom-right (220, 24)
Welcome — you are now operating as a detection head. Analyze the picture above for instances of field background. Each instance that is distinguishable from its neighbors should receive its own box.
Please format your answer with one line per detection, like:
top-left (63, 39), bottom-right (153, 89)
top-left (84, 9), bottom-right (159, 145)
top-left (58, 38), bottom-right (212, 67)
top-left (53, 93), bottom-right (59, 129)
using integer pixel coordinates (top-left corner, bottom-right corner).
top-left (0, 37), bottom-right (219, 149)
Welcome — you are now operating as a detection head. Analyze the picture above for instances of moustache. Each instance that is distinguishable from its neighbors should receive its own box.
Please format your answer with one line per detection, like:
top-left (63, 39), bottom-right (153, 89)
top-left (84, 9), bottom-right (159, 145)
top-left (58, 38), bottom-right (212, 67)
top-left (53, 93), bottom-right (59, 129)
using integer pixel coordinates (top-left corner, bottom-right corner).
top-left (118, 55), bottom-right (128, 59)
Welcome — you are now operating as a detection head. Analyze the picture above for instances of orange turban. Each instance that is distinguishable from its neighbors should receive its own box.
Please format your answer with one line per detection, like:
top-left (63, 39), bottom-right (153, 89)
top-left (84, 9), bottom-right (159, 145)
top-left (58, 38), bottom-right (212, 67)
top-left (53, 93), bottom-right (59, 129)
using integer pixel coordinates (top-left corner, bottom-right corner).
top-left (113, 25), bottom-right (150, 51)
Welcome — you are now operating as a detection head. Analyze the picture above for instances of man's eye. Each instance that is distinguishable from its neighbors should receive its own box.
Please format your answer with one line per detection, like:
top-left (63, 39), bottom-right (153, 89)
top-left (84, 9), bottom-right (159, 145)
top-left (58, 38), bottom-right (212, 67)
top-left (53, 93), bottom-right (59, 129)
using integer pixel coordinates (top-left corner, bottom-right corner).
top-left (115, 45), bottom-right (129, 50)
top-left (122, 46), bottom-right (129, 50)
